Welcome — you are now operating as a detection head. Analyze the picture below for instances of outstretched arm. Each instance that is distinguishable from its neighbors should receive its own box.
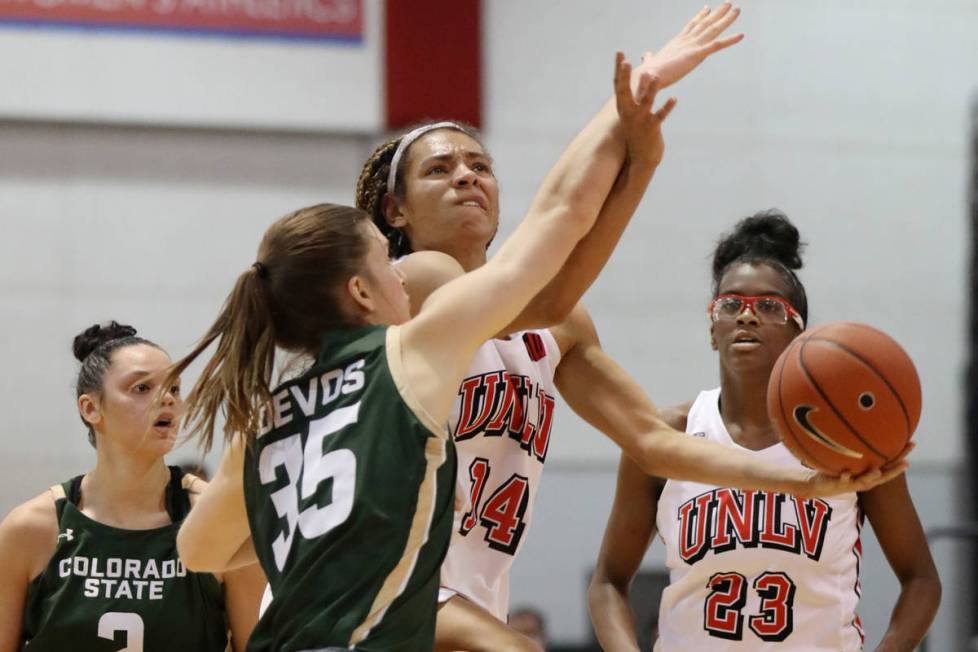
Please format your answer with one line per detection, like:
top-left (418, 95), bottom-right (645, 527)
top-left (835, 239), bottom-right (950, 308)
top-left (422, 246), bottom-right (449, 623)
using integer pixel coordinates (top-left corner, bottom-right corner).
top-left (554, 305), bottom-right (907, 497)
top-left (861, 477), bottom-right (941, 651)
top-left (399, 55), bottom-right (669, 426)
top-left (506, 3), bottom-right (744, 332)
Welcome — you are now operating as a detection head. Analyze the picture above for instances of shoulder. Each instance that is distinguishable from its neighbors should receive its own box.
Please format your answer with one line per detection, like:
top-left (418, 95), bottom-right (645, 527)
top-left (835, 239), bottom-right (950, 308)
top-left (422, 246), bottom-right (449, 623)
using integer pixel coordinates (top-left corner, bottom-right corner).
top-left (398, 251), bottom-right (465, 316)
top-left (0, 489), bottom-right (60, 578)
top-left (1, 490), bottom-right (59, 541)
top-left (397, 250), bottom-right (465, 278)
top-left (659, 401), bottom-right (693, 433)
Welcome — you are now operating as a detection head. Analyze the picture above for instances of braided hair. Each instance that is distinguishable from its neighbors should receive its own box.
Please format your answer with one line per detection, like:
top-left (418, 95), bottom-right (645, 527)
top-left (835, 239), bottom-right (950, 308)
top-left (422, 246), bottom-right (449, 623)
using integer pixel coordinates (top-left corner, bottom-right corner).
top-left (355, 121), bottom-right (484, 258)
top-left (711, 209), bottom-right (809, 326)
top-left (73, 321), bottom-right (161, 447)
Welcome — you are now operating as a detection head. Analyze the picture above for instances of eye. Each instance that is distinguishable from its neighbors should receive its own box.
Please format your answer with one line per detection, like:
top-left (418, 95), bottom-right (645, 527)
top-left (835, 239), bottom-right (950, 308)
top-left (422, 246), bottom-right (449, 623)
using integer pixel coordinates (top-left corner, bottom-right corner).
top-left (134, 383), bottom-right (151, 393)
top-left (717, 298), bottom-right (742, 315)
top-left (473, 161), bottom-right (493, 174)
top-left (170, 384), bottom-right (182, 397)
top-left (756, 299), bottom-right (783, 315)
top-left (426, 165), bottom-right (448, 175)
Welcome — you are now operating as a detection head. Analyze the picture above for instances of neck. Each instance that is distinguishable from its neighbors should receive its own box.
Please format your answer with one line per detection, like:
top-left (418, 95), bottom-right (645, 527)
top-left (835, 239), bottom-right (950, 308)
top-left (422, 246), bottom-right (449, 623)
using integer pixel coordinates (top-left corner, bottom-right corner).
top-left (718, 363), bottom-right (780, 449)
top-left (82, 444), bottom-right (170, 524)
top-left (454, 246), bottom-right (488, 272)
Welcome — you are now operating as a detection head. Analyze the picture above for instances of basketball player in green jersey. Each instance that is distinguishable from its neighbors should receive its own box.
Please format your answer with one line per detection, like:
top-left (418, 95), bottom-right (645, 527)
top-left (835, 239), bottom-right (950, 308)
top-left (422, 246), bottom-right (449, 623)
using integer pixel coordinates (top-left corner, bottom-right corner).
top-left (165, 54), bottom-right (679, 651)
top-left (0, 321), bottom-right (266, 652)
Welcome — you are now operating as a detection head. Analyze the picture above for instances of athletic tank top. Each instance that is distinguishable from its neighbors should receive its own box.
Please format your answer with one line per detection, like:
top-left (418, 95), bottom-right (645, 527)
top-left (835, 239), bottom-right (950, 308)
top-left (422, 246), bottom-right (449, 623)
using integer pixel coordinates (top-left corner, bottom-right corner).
top-left (242, 325), bottom-right (455, 652)
top-left (654, 388), bottom-right (864, 651)
top-left (21, 467), bottom-right (228, 652)
top-left (439, 329), bottom-right (560, 620)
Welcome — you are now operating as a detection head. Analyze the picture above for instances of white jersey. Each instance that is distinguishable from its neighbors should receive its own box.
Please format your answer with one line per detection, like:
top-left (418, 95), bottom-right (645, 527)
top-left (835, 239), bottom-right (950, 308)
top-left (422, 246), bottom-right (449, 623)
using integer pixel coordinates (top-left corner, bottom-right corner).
top-left (655, 388), bottom-right (864, 651)
top-left (438, 329), bottom-right (560, 620)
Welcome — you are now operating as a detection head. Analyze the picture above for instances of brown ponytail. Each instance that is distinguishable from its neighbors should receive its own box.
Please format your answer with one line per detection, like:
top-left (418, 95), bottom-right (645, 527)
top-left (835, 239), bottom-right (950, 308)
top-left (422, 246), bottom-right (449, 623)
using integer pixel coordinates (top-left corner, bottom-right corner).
top-left (170, 203), bottom-right (371, 451)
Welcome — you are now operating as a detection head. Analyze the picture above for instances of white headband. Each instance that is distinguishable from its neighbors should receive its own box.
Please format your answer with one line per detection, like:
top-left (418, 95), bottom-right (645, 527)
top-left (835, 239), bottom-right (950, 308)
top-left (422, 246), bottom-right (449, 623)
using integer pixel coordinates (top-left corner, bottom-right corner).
top-left (385, 121), bottom-right (465, 196)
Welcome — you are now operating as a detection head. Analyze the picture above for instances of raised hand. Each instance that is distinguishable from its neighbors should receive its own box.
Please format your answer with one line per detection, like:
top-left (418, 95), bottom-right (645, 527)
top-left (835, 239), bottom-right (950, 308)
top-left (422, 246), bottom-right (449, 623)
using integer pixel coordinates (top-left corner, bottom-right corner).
top-left (614, 52), bottom-right (677, 169)
top-left (636, 2), bottom-right (744, 90)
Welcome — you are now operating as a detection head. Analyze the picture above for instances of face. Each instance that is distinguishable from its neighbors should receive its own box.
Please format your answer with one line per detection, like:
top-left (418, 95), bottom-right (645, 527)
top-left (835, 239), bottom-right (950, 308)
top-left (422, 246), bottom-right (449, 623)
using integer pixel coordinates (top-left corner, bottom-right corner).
top-left (711, 262), bottom-right (802, 375)
top-left (79, 344), bottom-right (182, 456)
top-left (356, 222), bottom-right (411, 325)
top-left (387, 129), bottom-right (500, 255)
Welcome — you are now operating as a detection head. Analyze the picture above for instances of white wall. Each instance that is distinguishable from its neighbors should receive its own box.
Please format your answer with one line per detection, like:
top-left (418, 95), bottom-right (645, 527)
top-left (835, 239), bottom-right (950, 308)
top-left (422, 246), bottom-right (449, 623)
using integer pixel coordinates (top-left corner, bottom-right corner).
top-left (0, 0), bottom-right (975, 647)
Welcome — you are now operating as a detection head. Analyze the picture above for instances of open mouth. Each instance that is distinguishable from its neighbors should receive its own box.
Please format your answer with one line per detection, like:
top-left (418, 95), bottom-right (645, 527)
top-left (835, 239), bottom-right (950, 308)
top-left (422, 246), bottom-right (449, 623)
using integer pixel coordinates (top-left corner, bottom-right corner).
top-left (732, 329), bottom-right (759, 344)
top-left (153, 416), bottom-right (174, 428)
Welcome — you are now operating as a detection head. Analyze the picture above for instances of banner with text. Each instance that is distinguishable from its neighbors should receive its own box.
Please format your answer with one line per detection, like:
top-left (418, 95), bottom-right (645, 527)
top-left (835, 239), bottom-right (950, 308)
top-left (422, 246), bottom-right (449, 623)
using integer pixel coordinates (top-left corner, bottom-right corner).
top-left (0, 0), bottom-right (361, 40)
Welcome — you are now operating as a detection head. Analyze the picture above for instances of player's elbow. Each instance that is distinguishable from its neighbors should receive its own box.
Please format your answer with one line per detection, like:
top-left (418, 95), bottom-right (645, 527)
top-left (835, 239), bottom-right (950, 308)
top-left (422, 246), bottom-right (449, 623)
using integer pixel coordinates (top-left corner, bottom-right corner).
top-left (176, 522), bottom-right (221, 573)
top-left (586, 574), bottom-right (607, 609)
top-left (522, 295), bottom-right (576, 330)
top-left (904, 568), bottom-right (942, 611)
top-left (529, 199), bottom-right (595, 243)
top-left (540, 294), bottom-right (578, 327)
top-left (633, 434), bottom-right (671, 478)
top-left (588, 563), bottom-right (623, 599)
top-left (587, 568), bottom-right (629, 618)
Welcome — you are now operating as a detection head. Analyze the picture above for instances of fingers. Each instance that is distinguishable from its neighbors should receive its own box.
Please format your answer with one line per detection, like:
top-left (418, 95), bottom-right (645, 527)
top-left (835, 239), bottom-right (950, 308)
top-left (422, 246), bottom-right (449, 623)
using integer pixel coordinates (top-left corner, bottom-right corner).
top-left (690, 1), bottom-right (732, 37)
top-left (681, 5), bottom-right (712, 35)
top-left (875, 441), bottom-right (915, 473)
top-left (653, 96), bottom-right (677, 123)
top-left (699, 4), bottom-right (740, 41)
top-left (850, 461), bottom-right (909, 491)
top-left (635, 73), bottom-right (658, 112)
top-left (705, 32), bottom-right (745, 55)
top-left (614, 51), bottom-right (634, 111)
top-left (876, 462), bottom-right (910, 485)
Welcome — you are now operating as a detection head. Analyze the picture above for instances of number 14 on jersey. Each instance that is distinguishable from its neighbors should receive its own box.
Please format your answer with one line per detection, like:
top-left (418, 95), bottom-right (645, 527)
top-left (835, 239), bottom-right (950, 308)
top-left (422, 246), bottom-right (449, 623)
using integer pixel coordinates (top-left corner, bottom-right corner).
top-left (458, 457), bottom-right (530, 556)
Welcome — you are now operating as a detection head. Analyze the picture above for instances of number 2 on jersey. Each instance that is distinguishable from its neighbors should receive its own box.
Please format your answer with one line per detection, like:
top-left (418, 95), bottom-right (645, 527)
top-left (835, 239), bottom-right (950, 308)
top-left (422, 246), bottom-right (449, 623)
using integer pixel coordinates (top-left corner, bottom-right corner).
top-left (704, 571), bottom-right (796, 642)
top-left (98, 612), bottom-right (144, 652)
top-left (259, 403), bottom-right (360, 571)
top-left (458, 457), bottom-right (529, 555)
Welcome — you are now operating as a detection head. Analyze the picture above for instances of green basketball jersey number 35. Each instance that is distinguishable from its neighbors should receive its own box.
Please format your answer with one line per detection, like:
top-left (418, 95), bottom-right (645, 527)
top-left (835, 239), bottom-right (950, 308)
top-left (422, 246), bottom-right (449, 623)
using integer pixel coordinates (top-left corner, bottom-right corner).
top-left (243, 325), bottom-right (456, 652)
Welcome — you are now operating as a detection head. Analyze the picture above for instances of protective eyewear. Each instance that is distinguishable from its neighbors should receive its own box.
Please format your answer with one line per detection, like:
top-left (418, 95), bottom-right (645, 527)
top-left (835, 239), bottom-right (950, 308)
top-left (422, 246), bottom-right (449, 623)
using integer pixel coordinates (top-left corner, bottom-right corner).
top-left (707, 294), bottom-right (805, 330)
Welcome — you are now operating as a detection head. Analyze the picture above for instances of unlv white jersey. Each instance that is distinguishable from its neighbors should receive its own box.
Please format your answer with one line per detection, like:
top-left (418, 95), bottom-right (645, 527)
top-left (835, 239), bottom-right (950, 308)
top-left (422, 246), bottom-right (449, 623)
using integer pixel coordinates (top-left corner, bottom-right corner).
top-left (438, 330), bottom-right (560, 620)
top-left (654, 388), bottom-right (865, 651)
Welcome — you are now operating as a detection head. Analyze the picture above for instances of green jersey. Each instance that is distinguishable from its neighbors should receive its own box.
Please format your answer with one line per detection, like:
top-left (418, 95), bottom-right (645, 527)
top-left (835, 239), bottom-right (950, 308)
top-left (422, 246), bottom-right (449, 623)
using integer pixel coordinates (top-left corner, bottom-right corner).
top-left (21, 467), bottom-right (228, 652)
top-left (243, 325), bottom-right (455, 652)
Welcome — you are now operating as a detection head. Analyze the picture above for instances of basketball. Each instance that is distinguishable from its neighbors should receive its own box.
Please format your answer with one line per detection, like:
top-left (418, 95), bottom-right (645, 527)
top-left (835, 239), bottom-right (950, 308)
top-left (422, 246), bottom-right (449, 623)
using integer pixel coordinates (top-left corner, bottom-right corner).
top-left (766, 322), bottom-right (921, 475)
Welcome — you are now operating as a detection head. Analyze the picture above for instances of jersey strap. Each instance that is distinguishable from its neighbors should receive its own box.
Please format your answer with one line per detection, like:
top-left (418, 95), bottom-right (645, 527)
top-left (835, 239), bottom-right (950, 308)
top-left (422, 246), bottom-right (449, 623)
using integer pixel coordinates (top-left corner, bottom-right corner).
top-left (60, 466), bottom-right (192, 523)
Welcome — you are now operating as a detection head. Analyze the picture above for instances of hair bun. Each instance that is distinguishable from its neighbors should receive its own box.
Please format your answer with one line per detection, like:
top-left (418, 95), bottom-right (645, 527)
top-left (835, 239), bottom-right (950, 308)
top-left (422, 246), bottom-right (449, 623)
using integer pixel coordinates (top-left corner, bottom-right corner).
top-left (73, 321), bottom-right (138, 362)
top-left (713, 209), bottom-right (804, 280)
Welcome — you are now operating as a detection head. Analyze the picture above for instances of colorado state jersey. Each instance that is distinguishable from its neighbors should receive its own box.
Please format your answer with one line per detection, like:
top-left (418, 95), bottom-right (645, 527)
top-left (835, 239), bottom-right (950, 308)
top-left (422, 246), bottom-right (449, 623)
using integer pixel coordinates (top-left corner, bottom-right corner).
top-left (21, 467), bottom-right (228, 652)
top-left (439, 329), bottom-right (560, 620)
top-left (654, 388), bottom-right (864, 651)
top-left (242, 325), bottom-right (455, 652)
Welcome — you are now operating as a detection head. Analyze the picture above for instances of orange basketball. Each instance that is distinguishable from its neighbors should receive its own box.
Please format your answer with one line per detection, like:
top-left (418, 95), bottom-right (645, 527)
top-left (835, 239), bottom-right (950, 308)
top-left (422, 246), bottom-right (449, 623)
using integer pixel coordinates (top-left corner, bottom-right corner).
top-left (766, 322), bottom-right (921, 475)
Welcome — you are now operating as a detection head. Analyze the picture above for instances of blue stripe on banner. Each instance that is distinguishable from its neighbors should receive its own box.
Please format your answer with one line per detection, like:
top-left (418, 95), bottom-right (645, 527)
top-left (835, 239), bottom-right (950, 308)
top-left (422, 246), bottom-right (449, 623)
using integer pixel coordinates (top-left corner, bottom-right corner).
top-left (0, 18), bottom-right (364, 44)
